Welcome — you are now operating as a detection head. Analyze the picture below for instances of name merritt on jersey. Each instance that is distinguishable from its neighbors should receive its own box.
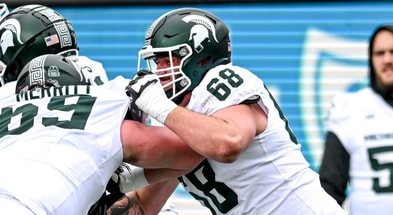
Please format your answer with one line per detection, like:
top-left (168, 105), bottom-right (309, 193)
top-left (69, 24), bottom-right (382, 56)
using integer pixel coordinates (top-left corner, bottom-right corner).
top-left (16, 85), bottom-right (91, 102)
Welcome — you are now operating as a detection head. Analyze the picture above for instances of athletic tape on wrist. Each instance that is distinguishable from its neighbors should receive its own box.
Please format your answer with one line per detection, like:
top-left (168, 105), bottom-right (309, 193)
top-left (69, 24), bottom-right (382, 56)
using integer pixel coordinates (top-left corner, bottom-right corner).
top-left (120, 166), bottom-right (149, 192)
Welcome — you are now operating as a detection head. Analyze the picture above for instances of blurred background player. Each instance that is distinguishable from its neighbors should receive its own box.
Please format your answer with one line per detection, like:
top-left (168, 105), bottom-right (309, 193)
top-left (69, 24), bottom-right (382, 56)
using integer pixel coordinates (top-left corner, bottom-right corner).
top-left (319, 24), bottom-right (393, 215)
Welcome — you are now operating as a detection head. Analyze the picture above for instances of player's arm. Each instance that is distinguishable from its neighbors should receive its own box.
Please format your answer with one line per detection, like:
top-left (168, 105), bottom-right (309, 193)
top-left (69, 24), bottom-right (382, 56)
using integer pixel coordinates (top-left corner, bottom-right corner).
top-left (125, 70), bottom-right (267, 163)
top-left (121, 120), bottom-right (204, 170)
top-left (319, 131), bottom-right (349, 206)
top-left (164, 102), bottom-right (266, 163)
top-left (106, 179), bottom-right (179, 215)
top-left (112, 113), bottom-right (202, 194)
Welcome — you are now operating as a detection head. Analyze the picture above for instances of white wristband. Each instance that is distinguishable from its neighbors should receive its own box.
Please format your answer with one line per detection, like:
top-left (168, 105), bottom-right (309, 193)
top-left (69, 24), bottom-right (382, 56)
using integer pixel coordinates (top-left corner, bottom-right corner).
top-left (136, 93), bottom-right (177, 125)
top-left (118, 165), bottom-right (149, 193)
top-left (156, 100), bottom-right (177, 124)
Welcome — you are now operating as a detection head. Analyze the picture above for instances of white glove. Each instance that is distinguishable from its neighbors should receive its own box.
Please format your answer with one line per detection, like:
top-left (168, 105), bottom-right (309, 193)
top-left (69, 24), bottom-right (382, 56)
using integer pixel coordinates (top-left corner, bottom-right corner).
top-left (158, 202), bottom-right (179, 215)
top-left (126, 70), bottom-right (177, 124)
top-left (111, 163), bottom-right (149, 193)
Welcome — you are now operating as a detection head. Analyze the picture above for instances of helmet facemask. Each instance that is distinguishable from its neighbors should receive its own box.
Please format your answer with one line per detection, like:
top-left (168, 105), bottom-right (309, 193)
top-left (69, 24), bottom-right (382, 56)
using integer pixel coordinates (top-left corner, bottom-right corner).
top-left (138, 8), bottom-right (232, 103)
top-left (138, 44), bottom-right (192, 101)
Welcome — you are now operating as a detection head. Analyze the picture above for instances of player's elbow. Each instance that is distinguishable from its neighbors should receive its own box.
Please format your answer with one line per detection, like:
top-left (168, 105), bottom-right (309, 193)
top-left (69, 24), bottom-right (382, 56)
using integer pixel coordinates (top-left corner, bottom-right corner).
top-left (211, 137), bottom-right (244, 163)
top-left (214, 151), bottom-right (241, 163)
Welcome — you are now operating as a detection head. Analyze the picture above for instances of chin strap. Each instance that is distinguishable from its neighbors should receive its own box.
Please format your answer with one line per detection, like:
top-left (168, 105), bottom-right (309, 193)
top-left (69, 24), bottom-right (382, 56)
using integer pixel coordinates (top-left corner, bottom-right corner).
top-left (172, 90), bottom-right (191, 105)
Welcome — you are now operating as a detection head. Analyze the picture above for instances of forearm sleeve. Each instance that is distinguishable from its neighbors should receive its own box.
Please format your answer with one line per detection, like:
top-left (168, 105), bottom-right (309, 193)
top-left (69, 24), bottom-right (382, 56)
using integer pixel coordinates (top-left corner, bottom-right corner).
top-left (319, 131), bottom-right (350, 206)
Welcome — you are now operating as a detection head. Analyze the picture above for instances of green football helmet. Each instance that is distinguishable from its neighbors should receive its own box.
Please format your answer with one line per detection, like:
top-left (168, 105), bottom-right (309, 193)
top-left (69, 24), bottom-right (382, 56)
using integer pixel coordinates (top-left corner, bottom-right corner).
top-left (138, 7), bottom-right (231, 104)
top-left (0, 4), bottom-right (78, 86)
top-left (16, 54), bottom-right (89, 93)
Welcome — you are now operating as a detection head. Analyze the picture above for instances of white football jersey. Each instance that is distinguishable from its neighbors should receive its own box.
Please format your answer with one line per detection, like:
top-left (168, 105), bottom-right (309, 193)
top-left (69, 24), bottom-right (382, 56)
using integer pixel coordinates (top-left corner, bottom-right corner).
top-left (179, 64), bottom-right (346, 215)
top-left (73, 56), bottom-right (109, 85)
top-left (326, 88), bottom-right (393, 215)
top-left (0, 76), bottom-right (130, 214)
top-left (0, 80), bottom-right (16, 100)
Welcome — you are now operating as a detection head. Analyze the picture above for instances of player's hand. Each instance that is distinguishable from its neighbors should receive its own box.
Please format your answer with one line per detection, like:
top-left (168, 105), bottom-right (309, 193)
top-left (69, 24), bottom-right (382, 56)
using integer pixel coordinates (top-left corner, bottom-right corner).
top-left (110, 163), bottom-right (148, 193)
top-left (126, 101), bottom-right (147, 124)
top-left (125, 70), bottom-right (177, 124)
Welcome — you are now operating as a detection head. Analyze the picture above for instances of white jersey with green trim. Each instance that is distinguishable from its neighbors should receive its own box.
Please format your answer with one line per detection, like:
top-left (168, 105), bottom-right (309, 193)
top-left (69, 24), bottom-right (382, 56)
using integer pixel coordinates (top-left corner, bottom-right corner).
top-left (0, 76), bottom-right (130, 214)
top-left (75, 56), bottom-right (109, 85)
top-left (326, 88), bottom-right (393, 215)
top-left (179, 63), bottom-right (346, 215)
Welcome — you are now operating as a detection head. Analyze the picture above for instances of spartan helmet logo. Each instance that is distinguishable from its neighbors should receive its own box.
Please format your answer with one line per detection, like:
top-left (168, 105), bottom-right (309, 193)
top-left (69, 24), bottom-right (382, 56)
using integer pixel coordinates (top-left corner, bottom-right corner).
top-left (0, 18), bottom-right (23, 55)
top-left (181, 14), bottom-right (219, 53)
top-left (48, 65), bottom-right (60, 77)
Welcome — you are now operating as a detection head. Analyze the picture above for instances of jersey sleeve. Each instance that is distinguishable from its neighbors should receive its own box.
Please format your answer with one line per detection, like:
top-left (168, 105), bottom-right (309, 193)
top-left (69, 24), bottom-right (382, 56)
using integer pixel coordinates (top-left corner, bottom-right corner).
top-left (188, 64), bottom-right (262, 115)
top-left (319, 92), bottom-right (354, 206)
top-left (324, 92), bottom-right (356, 146)
top-left (76, 56), bottom-right (109, 85)
top-left (0, 81), bottom-right (17, 100)
top-left (319, 131), bottom-right (349, 206)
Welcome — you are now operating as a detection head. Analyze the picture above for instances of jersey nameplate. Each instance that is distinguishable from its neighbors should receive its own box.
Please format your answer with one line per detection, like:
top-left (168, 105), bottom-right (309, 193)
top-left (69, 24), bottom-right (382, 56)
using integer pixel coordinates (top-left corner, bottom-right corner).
top-left (16, 85), bottom-right (91, 102)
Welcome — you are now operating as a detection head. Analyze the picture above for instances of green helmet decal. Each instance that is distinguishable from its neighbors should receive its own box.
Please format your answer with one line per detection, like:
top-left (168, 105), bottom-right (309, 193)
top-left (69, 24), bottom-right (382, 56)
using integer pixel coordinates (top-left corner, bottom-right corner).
top-left (0, 18), bottom-right (23, 54)
top-left (181, 14), bottom-right (220, 48)
top-left (138, 8), bottom-right (231, 103)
